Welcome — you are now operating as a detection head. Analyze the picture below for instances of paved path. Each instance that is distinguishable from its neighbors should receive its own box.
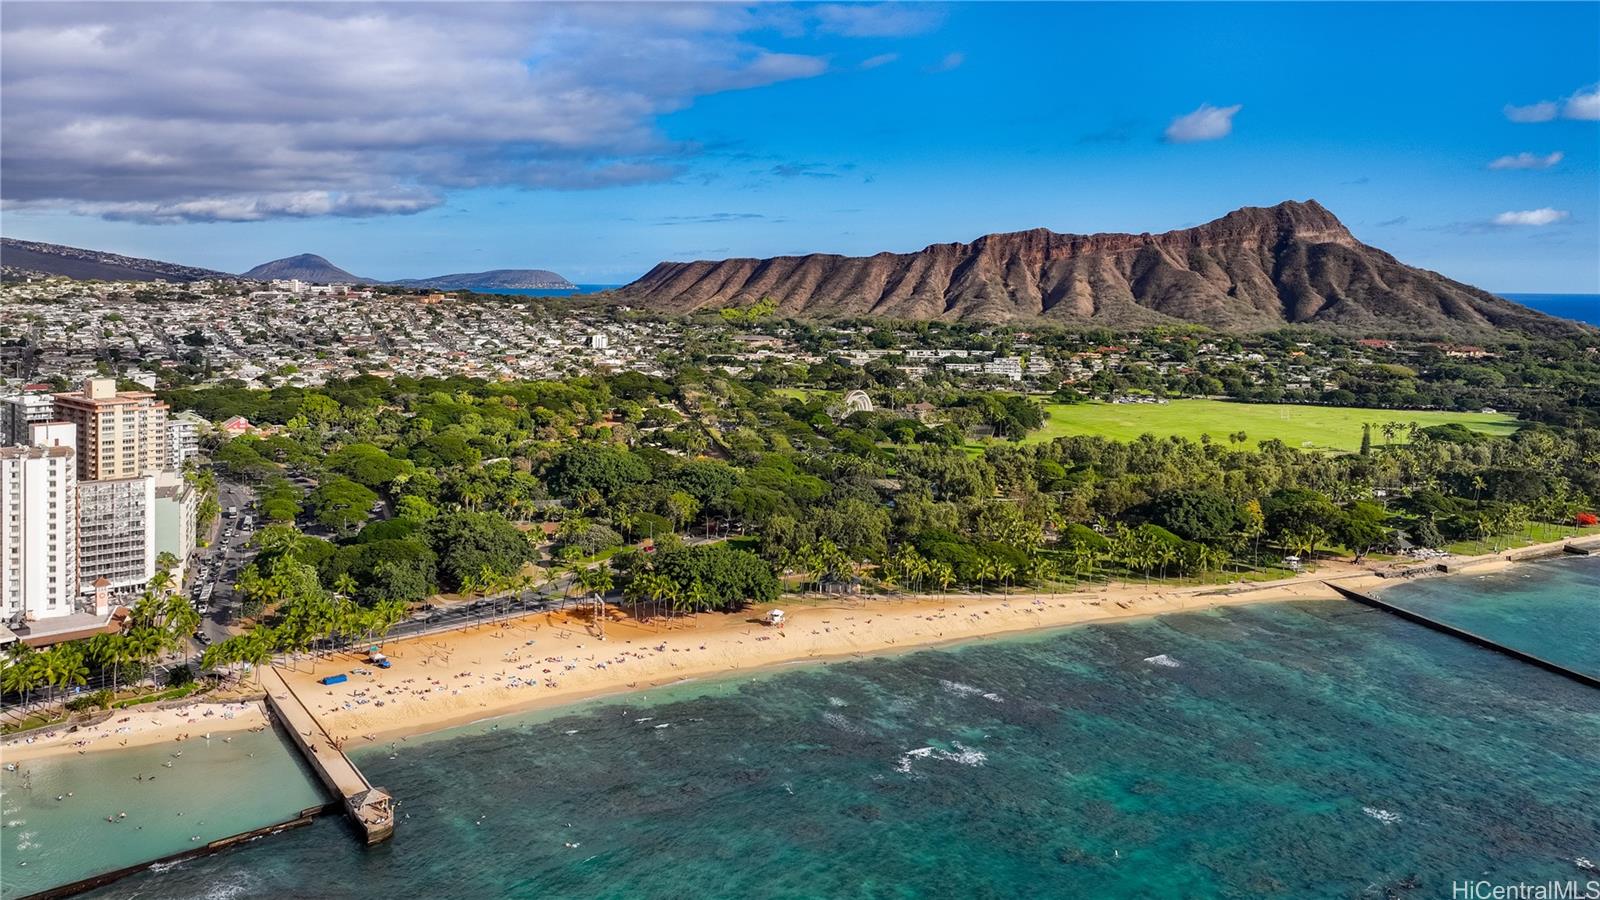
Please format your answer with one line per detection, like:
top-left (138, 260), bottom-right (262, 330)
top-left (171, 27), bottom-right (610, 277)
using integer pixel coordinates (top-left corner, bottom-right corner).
top-left (258, 664), bottom-right (394, 843)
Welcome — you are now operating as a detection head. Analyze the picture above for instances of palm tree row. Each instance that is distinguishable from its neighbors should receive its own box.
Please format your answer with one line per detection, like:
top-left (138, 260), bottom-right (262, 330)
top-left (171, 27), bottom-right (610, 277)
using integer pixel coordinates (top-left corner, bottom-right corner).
top-left (621, 570), bottom-right (712, 624)
top-left (201, 592), bottom-right (409, 680)
top-left (3, 553), bottom-right (195, 711)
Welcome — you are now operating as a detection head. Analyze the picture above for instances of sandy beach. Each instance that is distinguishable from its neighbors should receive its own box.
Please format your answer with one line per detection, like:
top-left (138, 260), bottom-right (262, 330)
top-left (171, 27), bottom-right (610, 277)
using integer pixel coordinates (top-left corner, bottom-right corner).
top-left (280, 561), bottom-right (1388, 750)
top-left (1, 700), bottom-right (269, 764)
top-left (5, 535), bottom-right (1585, 765)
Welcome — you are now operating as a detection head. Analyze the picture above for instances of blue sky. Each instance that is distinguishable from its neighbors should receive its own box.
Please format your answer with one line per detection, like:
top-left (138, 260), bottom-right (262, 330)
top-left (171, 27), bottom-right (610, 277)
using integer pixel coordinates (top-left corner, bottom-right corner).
top-left (2, 2), bottom-right (1597, 291)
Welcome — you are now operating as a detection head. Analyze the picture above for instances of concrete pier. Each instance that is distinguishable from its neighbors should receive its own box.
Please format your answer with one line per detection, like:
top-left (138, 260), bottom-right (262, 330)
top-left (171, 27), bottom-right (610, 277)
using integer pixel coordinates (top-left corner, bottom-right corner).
top-left (258, 665), bottom-right (395, 843)
top-left (1325, 580), bottom-right (1600, 690)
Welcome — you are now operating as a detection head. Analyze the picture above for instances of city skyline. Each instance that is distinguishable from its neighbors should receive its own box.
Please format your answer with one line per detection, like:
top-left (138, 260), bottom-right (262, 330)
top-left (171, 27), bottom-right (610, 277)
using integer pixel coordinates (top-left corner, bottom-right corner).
top-left (2, 2), bottom-right (1597, 291)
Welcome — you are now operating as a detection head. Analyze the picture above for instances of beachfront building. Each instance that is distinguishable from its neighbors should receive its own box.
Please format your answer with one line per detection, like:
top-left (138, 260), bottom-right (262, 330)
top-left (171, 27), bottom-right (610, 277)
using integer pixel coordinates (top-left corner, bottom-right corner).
top-left (1, 390), bottom-right (56, 445)
top-left (52, 377), bottom-right (170, 480)
top-left (1, 431), bottom-right (79, 623)
top-left (78, 474), bottom-right (156, 601)
top-left (167, 411), bottom-right (204, 470)
top-left (152, 471), bottom-right (198, 574)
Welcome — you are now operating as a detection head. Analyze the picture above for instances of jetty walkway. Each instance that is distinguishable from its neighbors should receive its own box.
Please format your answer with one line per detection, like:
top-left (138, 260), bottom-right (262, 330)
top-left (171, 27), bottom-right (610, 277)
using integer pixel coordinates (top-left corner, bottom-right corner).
top-left (258, 665), bottom-right (395, 843)
top-left (1324, 576), bottom-right (1599, 691)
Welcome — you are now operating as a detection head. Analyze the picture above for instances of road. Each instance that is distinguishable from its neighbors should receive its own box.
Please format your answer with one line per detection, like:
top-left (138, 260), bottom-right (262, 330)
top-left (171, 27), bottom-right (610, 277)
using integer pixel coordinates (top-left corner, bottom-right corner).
top-left (190, 480), bottom-right (258, 646)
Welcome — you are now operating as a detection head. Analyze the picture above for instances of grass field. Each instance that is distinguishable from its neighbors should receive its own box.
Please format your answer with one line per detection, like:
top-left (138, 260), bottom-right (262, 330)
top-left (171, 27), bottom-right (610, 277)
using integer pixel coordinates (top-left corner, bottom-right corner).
top-left (1444, 522), bottom-right (1600, 556)
top-left (1019, 399), bottom-right (1519, 452)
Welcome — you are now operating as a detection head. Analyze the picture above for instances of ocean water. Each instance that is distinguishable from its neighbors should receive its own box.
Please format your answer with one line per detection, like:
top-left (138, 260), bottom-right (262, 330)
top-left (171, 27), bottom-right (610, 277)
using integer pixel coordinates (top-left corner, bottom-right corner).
top-left (472, 284), bottom-right (621, 298)
top-left (78, 560), bottom-right (1600, 899)
top-left (0, 725), bottom-right (326, 898)
top-left (1377, 555), bottom-right (1600, 679)
top-left (1500, 293), bottom-right (1600, 326)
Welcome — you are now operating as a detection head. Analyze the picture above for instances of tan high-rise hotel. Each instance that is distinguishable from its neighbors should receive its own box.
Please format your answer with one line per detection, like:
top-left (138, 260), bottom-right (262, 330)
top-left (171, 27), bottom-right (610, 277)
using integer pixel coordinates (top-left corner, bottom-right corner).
top-left (52, 378), bottom-right (169, 480)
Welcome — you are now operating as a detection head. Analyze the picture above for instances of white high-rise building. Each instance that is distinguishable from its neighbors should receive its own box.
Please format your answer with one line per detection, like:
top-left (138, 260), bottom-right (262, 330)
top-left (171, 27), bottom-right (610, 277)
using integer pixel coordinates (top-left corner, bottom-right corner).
top-left (153, 471), bottom-right (198, 574)
top-left (78, 475), bottom-right (156, 600)
top-left (1, 426), bottom-right (79, 623)
top-left (167, 412), bottom-right (203, 470)
top-left (1, 392), bottom-right (55, 445)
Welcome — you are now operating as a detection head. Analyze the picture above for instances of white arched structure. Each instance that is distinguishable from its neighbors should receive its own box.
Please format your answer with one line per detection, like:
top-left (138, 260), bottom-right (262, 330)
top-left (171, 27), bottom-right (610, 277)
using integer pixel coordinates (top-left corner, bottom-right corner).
top-left (842, 390), bottom-right (874, 415)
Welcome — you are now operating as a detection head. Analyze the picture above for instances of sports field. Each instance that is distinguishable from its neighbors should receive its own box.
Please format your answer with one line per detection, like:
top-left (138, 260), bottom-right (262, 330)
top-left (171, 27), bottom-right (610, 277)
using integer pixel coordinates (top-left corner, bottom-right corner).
top-left (1022, 399), bottom-right (1519, 452)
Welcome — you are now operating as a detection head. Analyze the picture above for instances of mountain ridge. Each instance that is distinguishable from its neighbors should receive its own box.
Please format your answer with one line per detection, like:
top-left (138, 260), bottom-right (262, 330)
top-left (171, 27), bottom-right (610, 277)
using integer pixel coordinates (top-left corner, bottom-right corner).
top-left (1, 239), bottom-right (575, 290)
top-left (1, 237), bottom-right (234, 282)
top-left (610, 200), bottom-right (1589, 336)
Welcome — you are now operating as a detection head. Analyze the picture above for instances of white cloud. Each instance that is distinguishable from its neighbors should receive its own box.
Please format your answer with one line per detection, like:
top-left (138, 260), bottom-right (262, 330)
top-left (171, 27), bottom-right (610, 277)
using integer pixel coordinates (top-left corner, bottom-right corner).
top-left (1504, 101), bottom-right (1558, 123)
top-left (860, 53), bottom-right (900, 69)
top-left (1163, 103), bottom-right (1242, 143)
top-left (813, 4), bottom-right (942, 37)
top-left (1492, 208), bottom-right (1569, 226)
top-left (1487, 151), bottom-right (1564, 170)
top-left (1504, 85), bottom-right (1600, 122)
top-left (930, 52), bottom-right (965, 72)
top-left (0, 4), bottom-right (876, 223)
top-left (1564, 85), bottom-right (1600, 120)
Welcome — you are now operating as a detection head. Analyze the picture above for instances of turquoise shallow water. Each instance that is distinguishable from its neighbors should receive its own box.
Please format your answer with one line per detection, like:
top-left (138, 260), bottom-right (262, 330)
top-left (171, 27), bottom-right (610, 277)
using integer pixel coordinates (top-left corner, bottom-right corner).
top-left (1377, 555), bottom-right (1600, 678)
top-left (0, 725), bottom-right (326, 898)
top-left (70, 560), bottom-right (1599, 900)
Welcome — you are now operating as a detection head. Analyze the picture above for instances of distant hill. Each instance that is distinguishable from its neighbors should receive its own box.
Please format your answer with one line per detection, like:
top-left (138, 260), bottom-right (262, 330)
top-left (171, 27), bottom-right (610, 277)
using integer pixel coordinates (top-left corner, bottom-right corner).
top-left (396, 269), bottom-right (576, 290)
top-left (0, 238), bottom-right (233, 283)
top-left (241, 253), bottom-right (366, 283)
top-left (611, 200), bottom-right (1590, 336)
top-left (242, 254), bottom-right (574, 289)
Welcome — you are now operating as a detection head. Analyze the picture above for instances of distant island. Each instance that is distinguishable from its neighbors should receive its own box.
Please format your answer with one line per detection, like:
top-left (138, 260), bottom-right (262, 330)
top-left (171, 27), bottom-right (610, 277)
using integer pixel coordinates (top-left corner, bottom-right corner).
top-left (242, 253), bottom-right (576, 290)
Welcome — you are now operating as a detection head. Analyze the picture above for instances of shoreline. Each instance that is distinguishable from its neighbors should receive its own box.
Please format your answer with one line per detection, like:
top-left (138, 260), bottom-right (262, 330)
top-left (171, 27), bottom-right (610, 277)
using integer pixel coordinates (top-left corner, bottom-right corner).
top-left (287, 565), bottom-right (1378, 752)
top-left (1, 700), bottom-right (269, 765)
top-left (354, 584), bottom-right (1331, 749)
top-left (291, 538), bottom-right (1596, 750)
top-left (6, 536), bottom-right (1589, 765)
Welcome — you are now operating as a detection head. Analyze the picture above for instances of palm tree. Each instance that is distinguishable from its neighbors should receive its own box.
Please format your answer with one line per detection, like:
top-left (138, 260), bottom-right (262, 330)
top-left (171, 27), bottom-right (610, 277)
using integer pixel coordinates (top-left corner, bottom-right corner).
top-left (975, 556), bottom-right (998, 595)
top-left (684, 579), bottom-right (711, 624)
top-left (241, 629), bottom-right (275, 684)
top-left (1066, 545), bottom-right (1091, 585)
top-left (126, 627), bottom-right (165, 687)
top-left (48, 645), bottom-right (89, 694)
top-left (613, 507), bottom-right (638, 540)
top-left (994, 559), bottom-right (1017, 594)
top-left (166, 599), bottom-right (202, 665)
top-left (147, 567), bottom-right (174, 600)
top-left (1157, 545), bottom-right (1179, 583)
top-left (374, 599), bottom-right (408, 639)
top-left (332, 572), bottom-right (359, 600)
top-left (2, 646), bottom-right (45, 709)
top-left (87, 633), bottom-right (128, 695)
top-left (1029, 556), bottom-right (1056, 598)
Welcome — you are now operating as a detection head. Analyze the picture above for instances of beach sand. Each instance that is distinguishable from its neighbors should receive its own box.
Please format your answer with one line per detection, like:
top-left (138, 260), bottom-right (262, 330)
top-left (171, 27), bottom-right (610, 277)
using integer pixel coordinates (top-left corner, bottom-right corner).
top-left (280, 562), bottom-right (1383, 750)
top-left (6, 536), bottom-right (1574, 764)
top-left (1, 700), bottom-right (269, 764)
